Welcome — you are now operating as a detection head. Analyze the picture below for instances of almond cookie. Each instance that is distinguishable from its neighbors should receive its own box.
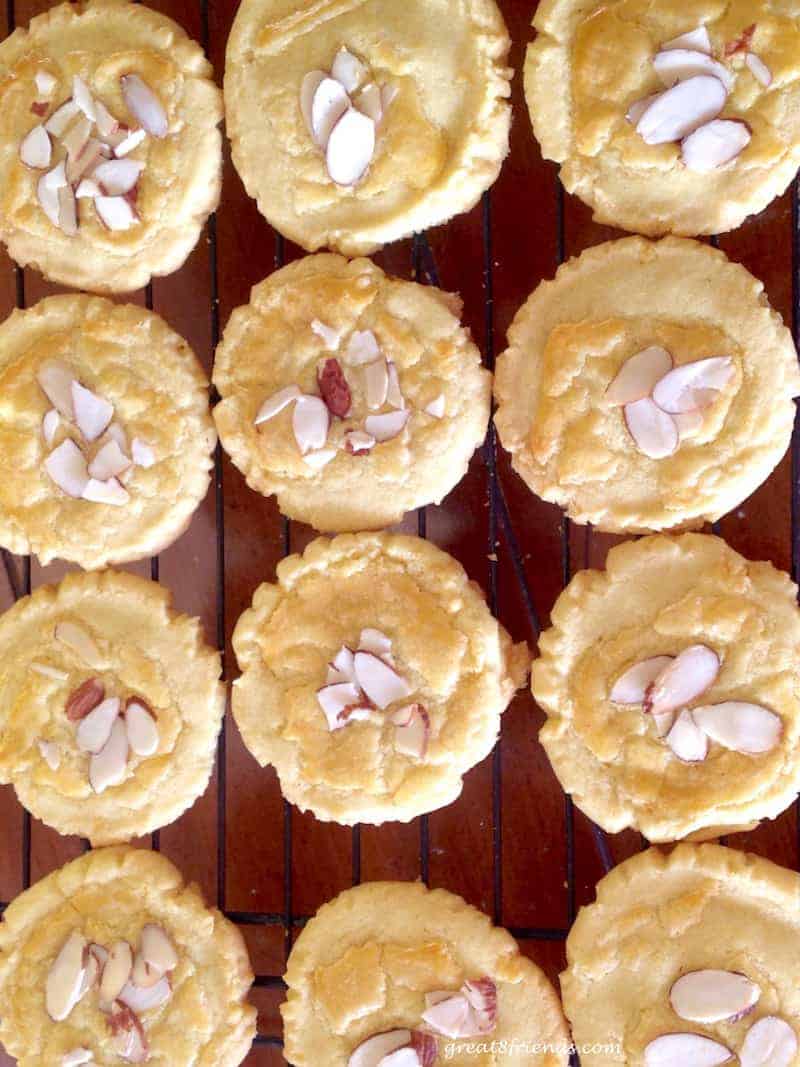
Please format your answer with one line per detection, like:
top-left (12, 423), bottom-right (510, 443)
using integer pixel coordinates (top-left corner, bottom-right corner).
top-left (213, 255), bottom-right (491, 532)
top-left (494, 236), bottom-right (800, 533)
top-left (224, 0), bottom-right (511, 255)
top-left (282, 880), bottom-right (570, 1066)
top-left (0, 294), bottom-right (216, 569)
top-left (232, 532), bottom-right (528, 825)
top-left (0, 569), bottom-right (225, 846)
top-left (0, 845), bottom-right (256, 1066)
top-left (562, 843), bottom-right (800, 1066)
top-left (533, 533), bottom-right (800, 843)
top-left (525, 1), bottom-right (800, 236)
top-left (0, 0), bottom-right (222, 292)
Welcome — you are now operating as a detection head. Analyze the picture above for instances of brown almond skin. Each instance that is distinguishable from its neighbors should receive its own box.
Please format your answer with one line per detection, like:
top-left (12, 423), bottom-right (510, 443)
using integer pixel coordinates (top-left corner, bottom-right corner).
top-left (65, 678), bottom-right (105, 721)
top-left (125, 696), bottom-right (156, 720)
top-left (318, 358), bottom-right (351, 418)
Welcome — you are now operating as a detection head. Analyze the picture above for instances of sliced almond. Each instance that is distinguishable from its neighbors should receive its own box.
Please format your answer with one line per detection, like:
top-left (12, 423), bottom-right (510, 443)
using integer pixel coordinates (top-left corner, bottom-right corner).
top-left (462, 977), bottom-right (498, 1033)
top-left (35, 70), bottom-right (57, 95)
top-left (610, 656), bottom-right (674, 704)
top-left (326, 107), bottom-right (375, 185)
top-left (623, 398), bottom-right (679, 459)
top-left (662, 26), bottom-right (713, 53)
top-left (61, 115), bottom-right (92, 161)
top-left (119, 974), bottom-right (170, 1013)
top-left (626, 93), bottom-right (661, 125)
top-left (364, 409), bottom-right (409, 443)
top-left (606, 346), bottom-right (673, 406)
top-left (37, 172), bottom-right (61, 226)
top-left (114, 127), bottom-right (146, 157)
top-left (89, 717), bottom-right (128, 794)
top-left (635, 75), bottom-right (727, 145)
top-left (348, 1030), bottom-right (412, 1067)
top-left (72, 75), bottom-right (96, 121)
top-left (31, 661), bottom-right (69, 682)
top-left (652, 357), bottom-right (735, 413)
top-left (19, 124), bottom-right (52, 169)
top-left (674, 409), bottom-right (705, 440)
top-left (653, 50), bottom-right (734, 91)
top-left (37, 359), bottom-right (75, 417)
top-left (94, 194), bottom-right (139, 231)
top-left (392, 703), bottom-right (430, 759)
top-left (130, 438), bottom-right (155, 468)
top-left (345, 329), bottom-right (381, 365)
top-left (344, 429), bottom-right (375, 454)
top-left (56, 622), bottom-right (102, 668)
top-left (139, 924), bottom-right (178, 974)
top-left (125, 700), bottom-right (159, 757)
top-left (42, 408), bottom-right (60, 445)
top-left (331, 47), bottom-right (368, 94)
top-left (121, 74), bottom-right (167, 138)
top-left (109, 1002), bottom-right (148, 1063)
top-left (45, 438), bottom-right (89, 498)
top-left (75, 178), bottom-right (101, 198)
top-left (310, 76), bottom-right (350, 147)
top-left (745, 52), bottom-right (772, 87)
top-left (95, 99), bottom-right (120, 138)
top-left (45, 163), bottom-right (67, 191)
top-left (254, 385), bottom-right (300, 425)
top-left (358, 628), bottom-right (392, 657)
top-left (45, 99), bottom-right (79, 137)
top-left (76, 696), bottom-right (120, 754)
top-left (670, 970), bottom-right (759, 1023)
top-left (71, 381), bottom-right (113, 442)
top-left (356, 82), bottom-right (382, 123)
top-left (131, 952), bottom-right (161, 989)
top-left (83, 476), bottom-right (129, 506)
top-left (691, 702), bottom-right (782, 754)
top-left (318, 357), bottom-right (352, 417)
top-left (93, 158), bottom-right (144, 195)
top-left (327, 646), bottom-right (356, 684)
top-left (421, 994), bottom-right (473, 1038)
top-left (386, 362), bottom-right (404, 409)
top-left (303, 447), bottom-right (337, 469)
top-left (740, 1016), bottom-right (798, 1067)
top-left (77, 946), bottom-right (100, 1000)
top-left (644, 1033), bottom-right (733, 1066)
top-left (666, 709), bottom-right (708, 762)
top-left (653, 709), bottom-right (677, 738)
top-left (57, 185), bottom-right (78, 236)
top-left (364, 357), bottom-right (389, 410)
top-left (292, 394), bottom-right (330, 454)
top-left (353, 651), bottom-right (411, 709)
top-left (37, 738), bottom-right (61, 770)
top-left (46, 931), bottom-right (87, 1021)
top-left (424, 395), bottom-right (445, 418)
top-left (682, 118), bottom-right (751, 172)
top-left (105, 422), bottom-right (128, 452)
top-left (310, 318), bottom-right (341, 349)
top-left (646, 645), bottom-right (720, 717)
top-left (300, 70), bottom-right (327, 136)
top-left (317, 682), bottom-right (368, 731)
top-left (62, 1050), bottom-right (93, 1066)
top-left (88, 439), bottom-right (131, 480)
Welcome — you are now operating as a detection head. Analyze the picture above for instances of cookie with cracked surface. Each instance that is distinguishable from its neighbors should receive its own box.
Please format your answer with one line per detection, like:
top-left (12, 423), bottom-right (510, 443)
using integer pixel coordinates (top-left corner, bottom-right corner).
top-left (231, 532), bottom-right (528, 825)
top-left (0, 569), bottom-right (225, 846)
top-left (282, 880), bottom-right (570, 1066)
top-left (0, 846), bottom-right (256, 1066)
top-left (224, 0), bottom-right (511, 254)
top-left (562, 843), bottom-right (800, 1066)
top-left (212, 254), bottom-right (491, 532)
top-left (533, 533), bottom-right (800, 843)
top-left (0, 0), bottom-right (222, 292)
top-left (0, 294), bottom-right (216, 569)
top-left (525, 0), bottom-right (800, 236)
top-left (494, 236), bottom-right (800, 534)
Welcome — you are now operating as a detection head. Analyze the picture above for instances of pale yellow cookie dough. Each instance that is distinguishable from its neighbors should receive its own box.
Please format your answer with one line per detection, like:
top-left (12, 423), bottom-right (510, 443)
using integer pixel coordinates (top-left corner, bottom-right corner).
top-left (232, 532), bottom-right (528, 825)
top-left (224, 0), bottom-right (511, 255)
top-left (0, 569), bottom-right (225, 846)
top-left (525, 0), bottom-right (800, 236)
top-left (0, 294), bottom-right (216, 569)
top-left (562, 843), bottom-right (800, 1066)
top-left (213, 254), bottom-right (491, 532)
top-left (0, 846), bottom-right (256, 1066)
top-left (533, 533), bottom-right (800, 842)
top-left (0, 0), bottom-right (223, 292)
top-left (494, 236), bottom-right (800, 533)
top-left (282, 880), bottom-right (570, 1067)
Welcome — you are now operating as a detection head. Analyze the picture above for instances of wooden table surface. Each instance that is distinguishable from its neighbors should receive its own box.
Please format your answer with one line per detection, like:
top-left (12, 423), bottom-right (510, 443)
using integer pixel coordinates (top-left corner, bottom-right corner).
top-left (1, 1), bottom-right (798, 1063)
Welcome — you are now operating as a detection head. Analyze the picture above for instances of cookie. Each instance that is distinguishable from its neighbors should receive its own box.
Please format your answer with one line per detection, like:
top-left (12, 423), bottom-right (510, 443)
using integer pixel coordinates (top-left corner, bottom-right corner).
top-left (213, 254), bottom-right (491, 532)
top-left (525, 1), bottom-right (800, 236)
top-left (0, 0), bottom-right (222, 292)
top-left (282, 880), bottom-right (570, 1067)
top-left (0, 846), bottom-right (256, 1066)
top-left (231, 532), bottom-right (528, 825)
top-left (0, 294), bottom-right (216, 569)
top-left (562, 843), bottom-right (800, 1066)
top-left (494, 236), bottom-right (800, 533)
top-left (532, 533), bottom-right (800, 843)
top-left (0, 569), bottom-right (225, 846)
top-left (224, 0), bottom-right (511, 255)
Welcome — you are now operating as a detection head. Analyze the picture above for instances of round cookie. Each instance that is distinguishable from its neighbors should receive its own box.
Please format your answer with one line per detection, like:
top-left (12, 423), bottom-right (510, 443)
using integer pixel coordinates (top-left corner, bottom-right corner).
top-left (0, 846), bottom-right (256, 1066)
top-left (525, 1), bottom-right (800, 236)
top-left (0, 569), bottom-right (225, 846)
top-left (283, 880), bottom-right (570, 1067)
top-left (494, 236), bottom-right (800, 533)
top-left (0, 0), bottom-right (223, 292)
top-left (562, 843), bottom-right (800, 1066)
top-left (213, 254), bottom-right (492, 532)
top-left (231, 532), bottom-right (528, 825)
top-left (532, 533), bottom-right (800, 843)
top-left (224, 0), bottom-right (511, 255)
top-left (0, 294), bottom-right (216, 569)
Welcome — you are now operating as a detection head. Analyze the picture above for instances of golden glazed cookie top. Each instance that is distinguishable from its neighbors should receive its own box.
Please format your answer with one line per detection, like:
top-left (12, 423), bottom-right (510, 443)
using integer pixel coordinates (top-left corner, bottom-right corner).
top-left (525, 0), bottom-right (800, 236)
top-left (224, 0), bottom-right (511, 254)
top-left (0, 846), bottom-right (256, 1066)
top-left (0, 294), bottom-right (216, 569)
top-left (213, 254), bottom-right (492, 532)
top-left (282, 880), bottom-right (570, 1067)
top-left (0, 0), bottom-right (223, 292)
top-left (533, 533), bottom-right (800, 843)
top-left (562, 844), bottom-right (800, 1066)
top-left (494, 237), bottom-right (800, 534)
top-left (0, 570), bottom-right (225, 846)
top-left (232, 532), bottom-right (528, 825)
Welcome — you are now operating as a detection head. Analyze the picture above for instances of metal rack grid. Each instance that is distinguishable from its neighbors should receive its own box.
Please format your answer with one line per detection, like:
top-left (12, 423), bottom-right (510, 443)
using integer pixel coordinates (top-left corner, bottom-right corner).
top-left (1, 1), bottom-right (799, 1063)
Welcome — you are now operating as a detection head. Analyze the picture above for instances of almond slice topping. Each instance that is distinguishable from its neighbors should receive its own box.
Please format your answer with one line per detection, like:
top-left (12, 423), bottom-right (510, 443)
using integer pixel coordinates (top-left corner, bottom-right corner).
top-left (606, 346), bottom-right (673, 406)
top-left (66, 136), bottom-right (107, 185)
top-left (635, 75), bottom-right (727, 145)
top-left (95, 99), bottom-right (120, 138)
top-left (121, 74), bottom-right (167, 138)
top-left (670, 970), bottom-right (759, 1023)
top-left (311, 76), bottom-right (350, 147)
top-left (254, 385), bottom-right (300, 426)
top-left (356, 82), bottom-right (383, 124)
top-left (37, 359), bottom-right (75, 416)
top-left (317, 682), bottom-right (369, 731)
top-left (364, 409), bottom-right (409, 443)
top-left (37, 172), bottom-right (61, 226)
top-left (626, 93), bottom-right (661, 125)
top-left (652, 357), bottom-right (735, 413)
top-left (327, 646), bottom-right (356, 684)
top-left (76, 696), bottom-right (121, 753)
top-left (45, 99), bottom-right (80, 137)
top-left (131, 438), bottom-right (155, 468)
top-left (56, 621), bottom-right (103, 667)
top-left (344, 429), bottom-right (376, 454)
top-left (119, 974), bottom-right (171, 1013)
top-left (345, 330), bottom-right (381, 365)
top-left (114, 128), bottom-right (147, 157)
top-left (19, 124), bottom-right (52, 168)
top-left (303, 447), bottom-right (337, 469)
top-left (348, 1030), bottom-right (412, 1067)
top-left (42, 408), bottom-right (60, 445)
top-left (132, 951), bottom-right (161, 989)
top-left (318, 357), bottom-right (352, 417)
top-left (89, 717), bottom-right (129, 794)
top-left (331, 47), bottom-right (369, 94)
top-left (745, 52), bottom-right (772, 87)
top-left (57, 185), bottom-right (78, 236)
top-left (45, 439), bottom-right (90, 498)
top-left (462, 977), bottom-right (498, 1032)
top-left (662, 26), bottom-right (712, 53)
top-left (386, 362), bottom-right (404, 409)
top-left (46, 931), bottom-right (88, 1021)
top-left (653, 50), bottom-right (734, 91)
top-left (61, 115), bottom-right (92, 161)
top-left (72, 75), bottom-right (96, 121)
top-left (610, 656), bottom-right (674, 704)
top-left (326, 107), bottom-right (375, 185)
top-left (391, 703), bottom-right (430, 759)
top-left (358, 628), bottom-right (392, 657)
top-left (300, 71), bottom-right (327, 136)
top-left (682, 119), bottom-right (751, 172)
top-left (691, 702), bottom-right (782, 754)
top-left (75, 178), bottom-right (101, 198)
top-left (83, 476), bottom-right (130, 506)
top-left (109, 1002), bottom-right (149, 1063)
top-left (623, 398), bottom-right (679, 459)
top-left (93, 158), bottom-right (144, 195)
top-left (292, 395), bottom-right (330, 454)
top-left (422, 994), bottom-right (476, 1038)
top-left (72, 381), bottom-right (113, 442)
top-left (353, 651), bottom-right (412, 709)
top-left (38, 739), bottom-right (62, 770)
top-left (94, 195), bottom-right (139, 231)
top-left (139, 924), bottom-right (178, 974)
top-left (644, 1033), bottom-right (734, 1066)
top-left (88, 439), bottom-right (131, 480)
top-left (740, 1016), bottom-right (798, 1067)
top-left (364, 358), bottom-right (389, 410)
top-left (125, 700), bottom-right (159, 757)
top-left (646, 645), bottom-right (719, 717)
top-left (665, 709), bottom-right (708, 762)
